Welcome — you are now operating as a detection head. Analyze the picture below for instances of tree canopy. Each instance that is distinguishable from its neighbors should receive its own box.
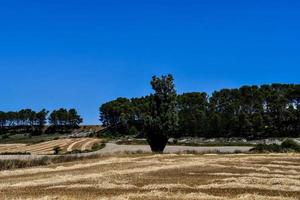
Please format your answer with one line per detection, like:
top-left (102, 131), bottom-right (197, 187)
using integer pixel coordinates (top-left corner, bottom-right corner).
top-left (99, 82), bottom-right (300, 139)
top-left (144, 74), bottom-right (178, 152)
top-left (0, 109), bottom-right (49, 135)
top-left (0, 108), bottom-right (82, 134)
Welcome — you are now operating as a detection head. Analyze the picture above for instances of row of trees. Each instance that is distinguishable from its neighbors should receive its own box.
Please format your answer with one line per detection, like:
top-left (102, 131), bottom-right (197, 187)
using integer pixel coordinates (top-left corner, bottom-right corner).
top-left (0, 109), bottom-right (48, 133)
top-left (100, 81), bottom-right (300, 140)
top-left (0, 108), bottom-right (82, 134)
top-left (48, 109), bottom-right (83, 133)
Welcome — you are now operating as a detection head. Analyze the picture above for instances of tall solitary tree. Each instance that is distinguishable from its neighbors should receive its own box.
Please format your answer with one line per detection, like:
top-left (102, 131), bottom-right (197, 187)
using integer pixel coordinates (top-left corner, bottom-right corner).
top-left (144, 74), bottom-right (178, 152)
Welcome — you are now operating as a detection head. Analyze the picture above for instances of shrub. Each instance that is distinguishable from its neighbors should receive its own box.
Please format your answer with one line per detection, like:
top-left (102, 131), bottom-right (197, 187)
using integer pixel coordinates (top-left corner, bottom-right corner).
top-left (251, 139), bottom-right (300, 153)
top-left (281, 139), bottom-right (300, 151)
top-left (98, 130), bottom-right (115, 138)
top-left (91, 142), bottom-right (106, 151)
top-left (66, 149), bottom-right (83, 154)
top-left (53, 146), bottom-right (62, 155)
top-left (251, 144), bottom-right (283, 153)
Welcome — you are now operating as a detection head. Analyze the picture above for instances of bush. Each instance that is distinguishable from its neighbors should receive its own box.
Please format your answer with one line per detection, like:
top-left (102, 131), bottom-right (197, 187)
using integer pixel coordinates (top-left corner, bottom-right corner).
top-left (281, 139), bottom-right (300, 151)
top-left (251, 139), bottom-right (300, 153)
top-left (251, 144), bottom-right (283, 153)
top-left (91, 142), bottom-right (106, 151)
top-left (66, 149), bottom-right (84, 154)
top-left (98, 130), bottom-right (115, 138)
top-left (53, 146), bottom-right (62, 155)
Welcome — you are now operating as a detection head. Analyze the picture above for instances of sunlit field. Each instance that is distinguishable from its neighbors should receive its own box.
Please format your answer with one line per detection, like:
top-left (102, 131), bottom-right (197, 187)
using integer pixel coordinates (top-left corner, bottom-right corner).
top-left (0, 138), bottom-right (101, 155)
top-left (0, 153), bottom-right (299, 200)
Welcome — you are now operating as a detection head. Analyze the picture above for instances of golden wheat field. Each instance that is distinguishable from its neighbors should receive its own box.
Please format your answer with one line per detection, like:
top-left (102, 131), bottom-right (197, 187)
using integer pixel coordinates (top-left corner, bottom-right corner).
top-left (0, 153), bottom-right (299, 200)
top-left (0, 138), bottom-right (101, 155)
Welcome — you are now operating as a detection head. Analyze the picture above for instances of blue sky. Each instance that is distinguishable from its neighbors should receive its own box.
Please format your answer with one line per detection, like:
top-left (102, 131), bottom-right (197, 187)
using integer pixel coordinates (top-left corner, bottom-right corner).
top-left (1, 0), bottom-right (300, 124)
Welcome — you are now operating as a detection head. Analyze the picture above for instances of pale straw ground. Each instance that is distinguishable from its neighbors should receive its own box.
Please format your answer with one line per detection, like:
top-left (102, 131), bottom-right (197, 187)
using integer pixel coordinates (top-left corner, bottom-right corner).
top-left (0, 138), bottom-right (101, 155)
top-left (0, 153), bottom-right (299, 200)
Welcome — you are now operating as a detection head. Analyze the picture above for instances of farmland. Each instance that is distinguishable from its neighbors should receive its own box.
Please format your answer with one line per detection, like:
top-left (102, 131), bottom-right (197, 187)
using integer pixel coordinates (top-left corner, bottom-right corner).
top-left (0, 153), bottom-right (299, 199)
top-left (0, 138), bottom-right (101, 155)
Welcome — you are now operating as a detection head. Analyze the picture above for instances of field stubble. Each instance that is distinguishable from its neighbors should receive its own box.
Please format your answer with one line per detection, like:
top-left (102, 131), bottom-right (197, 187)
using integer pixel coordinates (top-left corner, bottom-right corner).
top-left (0, 153), bottom-right (299, 199)
top-left (0, 138), bottom-right (101, 155)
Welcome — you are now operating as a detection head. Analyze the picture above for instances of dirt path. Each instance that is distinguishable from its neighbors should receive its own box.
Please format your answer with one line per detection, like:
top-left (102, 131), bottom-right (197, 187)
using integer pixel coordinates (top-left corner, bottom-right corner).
top-left (0, 143), bottom-right (252, 160)
top-left (99, 143), bottom-right (253, 154)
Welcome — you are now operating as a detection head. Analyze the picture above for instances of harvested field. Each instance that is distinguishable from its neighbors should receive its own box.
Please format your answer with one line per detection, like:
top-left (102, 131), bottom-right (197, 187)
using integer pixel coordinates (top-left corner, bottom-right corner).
top-left (0, 154), bottom-right (299, 199)
top-left (0, 138), bottom-right (101, 155)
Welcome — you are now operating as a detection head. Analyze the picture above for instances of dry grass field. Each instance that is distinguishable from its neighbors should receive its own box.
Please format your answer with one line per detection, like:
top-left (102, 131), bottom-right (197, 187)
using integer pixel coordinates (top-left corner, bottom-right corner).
top-left (0, 138), bottom-right (101, 155)
top-left (0, 153), bottom-right (299, 199)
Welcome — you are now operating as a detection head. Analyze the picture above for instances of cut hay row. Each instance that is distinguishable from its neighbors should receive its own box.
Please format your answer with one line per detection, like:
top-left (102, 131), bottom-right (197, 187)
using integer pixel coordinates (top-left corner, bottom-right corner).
top-left (27, 139), bottom-right (90, 154)
top-left (29, 138), bottom-right (99, 154)
top-left (23, 139), bottom-right (66, 149)
top-left (81, 139), bottom-right (101, 151)
top-left (0, 154), bottom-right (299, 199)
top-left (71, 138), bottom-right (94, 150)
top-left (25, 139), bottom-right (73, 152)
top-left (0, 144), bottom-right (27, 152)
top-left (0, 146), bottom-right (22, 152)
top-left (24, 142), bottom-right (66, 152)
top-left (0, 138), bottom-right (100, 155)
top-left (66, 138), bottom-right (91, 152)
top-left (66, 139), bottom-right (86, 152)
top-left (23, 140), bottom-right (73, 154)
top-left (0, 144), bottom-right (26, 147)
top-left (29, 150), bottom-right (53, 155)
top-left (60, 139), bottom-right (82, 152)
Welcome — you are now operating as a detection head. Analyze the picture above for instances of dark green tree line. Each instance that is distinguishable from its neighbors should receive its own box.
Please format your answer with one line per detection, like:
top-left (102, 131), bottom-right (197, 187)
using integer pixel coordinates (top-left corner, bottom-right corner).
top-left (99, 82), bottom-right (300, 139)
top-left (178, 92), bottom-right (208, 137)
top-left (0, 108), bottom-right (82, 134)
top-left (0, 109), bottom-right (49, 134)
top-left (48, 108), bottom-right (83, 133)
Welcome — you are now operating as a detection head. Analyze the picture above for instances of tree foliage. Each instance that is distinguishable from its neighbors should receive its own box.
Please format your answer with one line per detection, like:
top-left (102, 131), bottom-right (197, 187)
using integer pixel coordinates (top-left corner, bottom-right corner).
top-left (143, 74), bottom-right (178, 152)
top-left (0, 108), bottom-right (82, 135)
top-left (99, 81), bottom-right (300, 139)
top-left (0, 109), bottom-right (49, 135)
top-left (48, 108), bottom-right (83, 132)
top-left (178, 92), bottom-right (208, 137)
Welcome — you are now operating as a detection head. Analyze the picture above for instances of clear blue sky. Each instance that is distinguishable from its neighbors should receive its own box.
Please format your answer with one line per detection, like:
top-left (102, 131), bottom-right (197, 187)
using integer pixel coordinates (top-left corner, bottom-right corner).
top-left (1, 0), bottom-right (300, 124)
